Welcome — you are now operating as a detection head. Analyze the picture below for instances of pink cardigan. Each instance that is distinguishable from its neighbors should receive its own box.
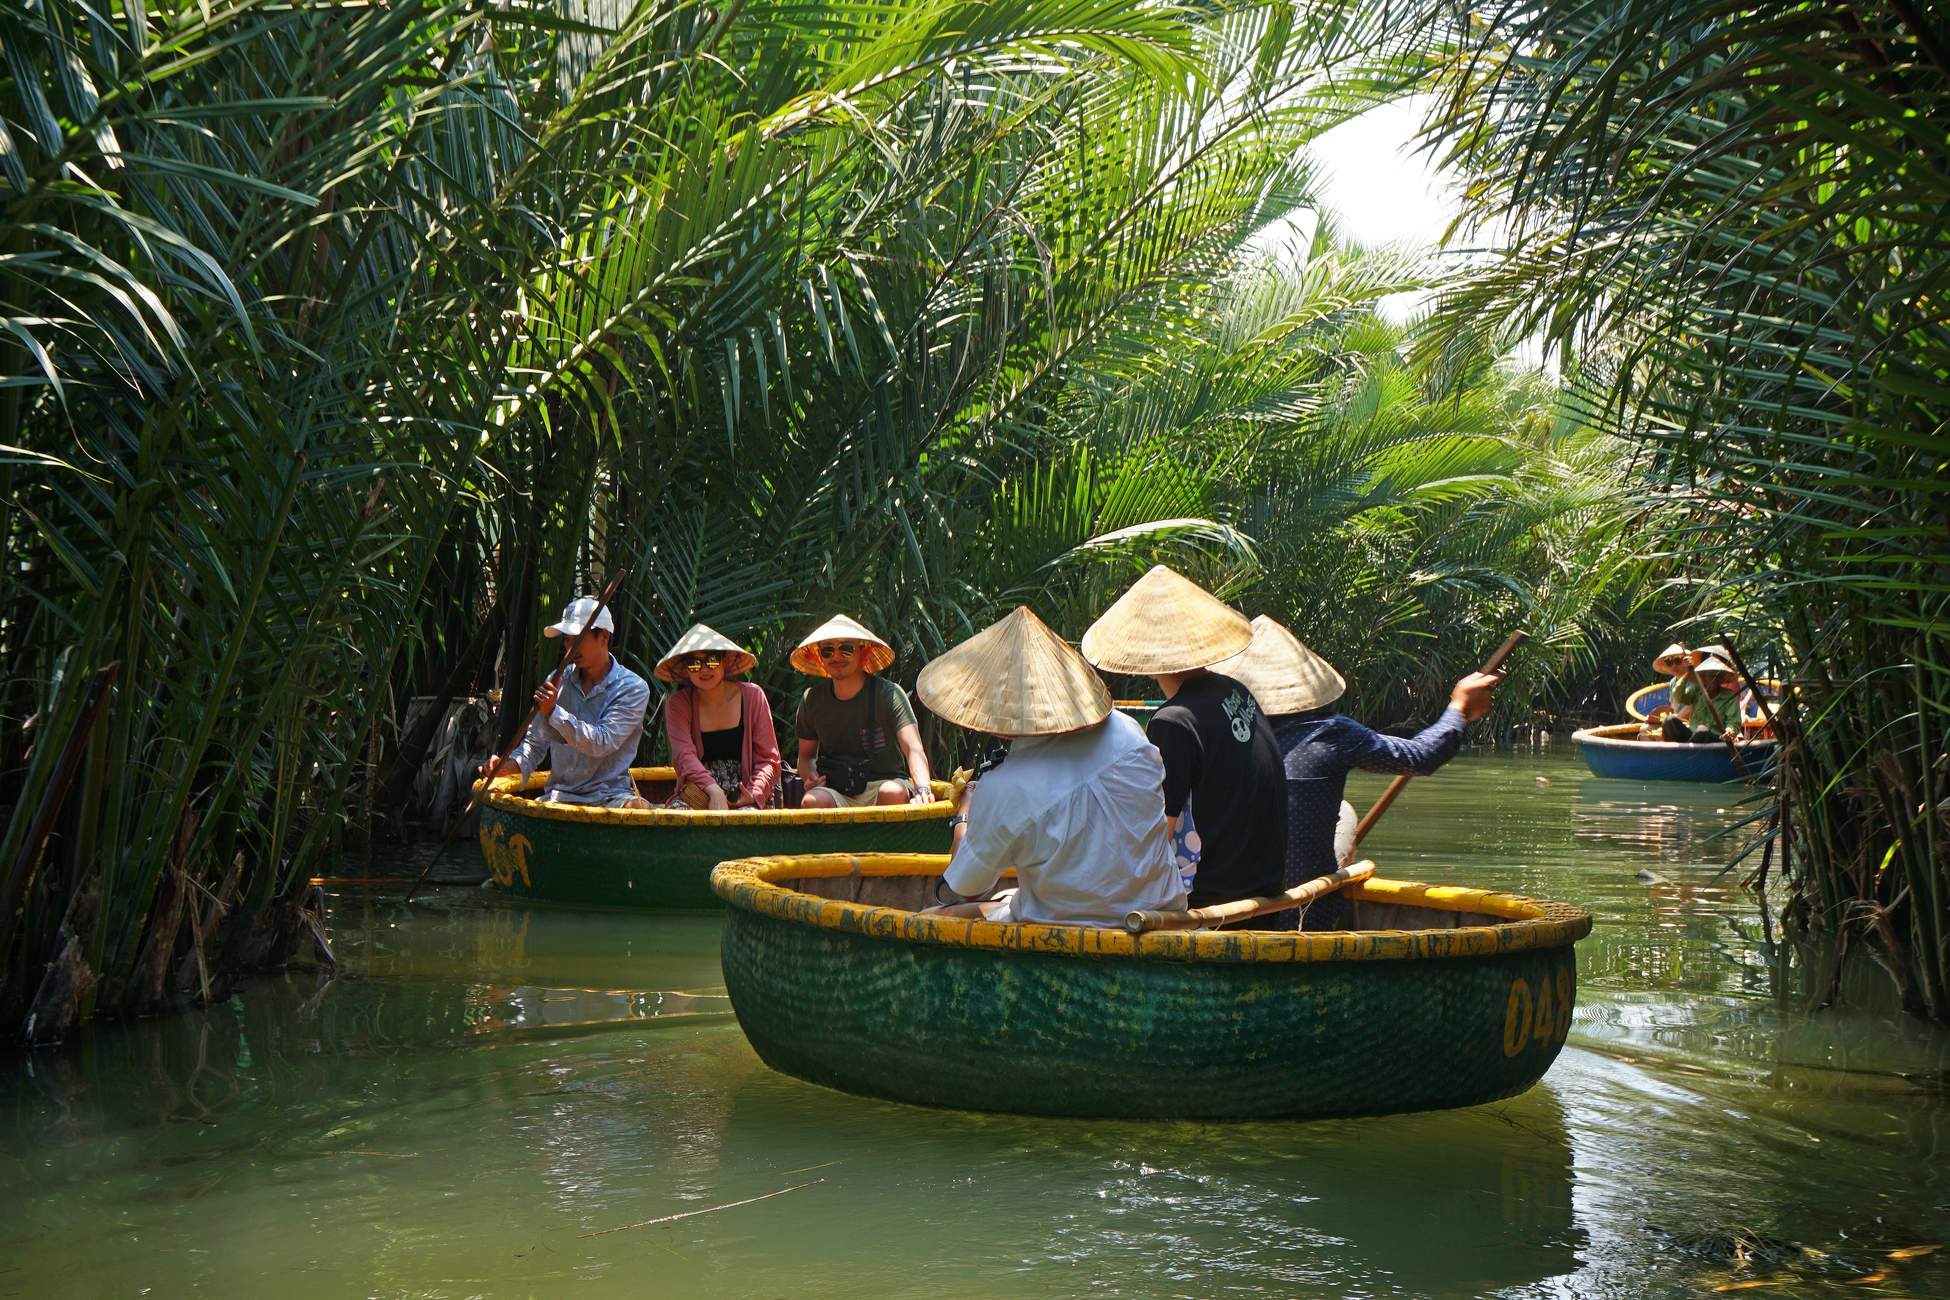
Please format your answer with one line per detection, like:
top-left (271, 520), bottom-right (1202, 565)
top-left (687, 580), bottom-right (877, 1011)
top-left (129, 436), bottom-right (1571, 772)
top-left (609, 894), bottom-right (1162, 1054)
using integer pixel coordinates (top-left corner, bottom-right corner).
top-left (664, 681), bottom-right (781, 807)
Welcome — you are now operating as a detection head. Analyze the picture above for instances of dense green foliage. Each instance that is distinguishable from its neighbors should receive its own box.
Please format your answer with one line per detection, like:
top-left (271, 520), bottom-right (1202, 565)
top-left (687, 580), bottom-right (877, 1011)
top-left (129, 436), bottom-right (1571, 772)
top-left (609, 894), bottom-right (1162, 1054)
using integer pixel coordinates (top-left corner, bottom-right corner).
top-left (1424, 0), bottom-right (1949, 1015)
top-left (0, 0), bottom-right (1663, 1037)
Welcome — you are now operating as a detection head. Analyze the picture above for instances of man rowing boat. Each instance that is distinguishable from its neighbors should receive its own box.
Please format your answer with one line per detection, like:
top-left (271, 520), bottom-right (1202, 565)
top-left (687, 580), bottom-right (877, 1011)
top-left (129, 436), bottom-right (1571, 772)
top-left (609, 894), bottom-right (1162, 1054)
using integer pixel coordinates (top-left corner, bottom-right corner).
top-left (917, 607), bottom-right (1184, 925)
top-left (1656, 643), bottom-right (1741, 744)
top-left (1211, 616), bottom-right (1501, 930)
top-left (480, 596), bottom-right (653, 809)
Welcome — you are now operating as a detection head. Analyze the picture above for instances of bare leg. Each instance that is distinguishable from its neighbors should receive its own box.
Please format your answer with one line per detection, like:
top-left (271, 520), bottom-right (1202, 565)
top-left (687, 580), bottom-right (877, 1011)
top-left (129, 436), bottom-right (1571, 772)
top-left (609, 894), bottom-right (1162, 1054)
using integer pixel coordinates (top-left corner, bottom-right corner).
top-left (874, 780), bottom-right (912, 805)
top-left (802, 787), bottom-right (840, 808)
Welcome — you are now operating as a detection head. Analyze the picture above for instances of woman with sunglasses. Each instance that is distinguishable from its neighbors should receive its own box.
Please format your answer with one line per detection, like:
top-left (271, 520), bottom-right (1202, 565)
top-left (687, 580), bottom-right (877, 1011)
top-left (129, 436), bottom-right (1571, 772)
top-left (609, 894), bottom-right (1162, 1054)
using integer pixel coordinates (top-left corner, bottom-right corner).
top-left (655, 625), bottom-right (781, 810)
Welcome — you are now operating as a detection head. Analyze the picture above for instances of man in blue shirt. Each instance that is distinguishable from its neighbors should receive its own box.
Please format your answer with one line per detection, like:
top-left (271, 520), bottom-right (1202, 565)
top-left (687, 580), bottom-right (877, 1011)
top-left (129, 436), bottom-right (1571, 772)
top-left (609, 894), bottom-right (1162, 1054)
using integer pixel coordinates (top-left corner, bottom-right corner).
top-left (482, 597), bottom-right (652, 808)
top-left (1213, 617), bottom-right (1502, 929)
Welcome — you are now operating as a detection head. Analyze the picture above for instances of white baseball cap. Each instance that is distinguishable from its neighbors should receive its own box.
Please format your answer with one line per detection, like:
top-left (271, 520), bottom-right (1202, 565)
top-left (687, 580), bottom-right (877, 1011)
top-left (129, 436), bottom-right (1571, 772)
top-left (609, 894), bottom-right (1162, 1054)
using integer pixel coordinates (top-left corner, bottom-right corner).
top-left (543, 596), bottom-right (614, 638)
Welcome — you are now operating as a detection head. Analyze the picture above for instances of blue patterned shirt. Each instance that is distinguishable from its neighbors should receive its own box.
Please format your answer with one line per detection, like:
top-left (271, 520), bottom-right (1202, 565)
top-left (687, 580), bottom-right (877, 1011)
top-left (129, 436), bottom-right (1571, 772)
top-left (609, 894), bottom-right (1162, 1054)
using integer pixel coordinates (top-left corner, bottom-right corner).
top-left (1272, 705), bottom-right (1469, 928)
top-left (507, 655), bottom-right (650, 804)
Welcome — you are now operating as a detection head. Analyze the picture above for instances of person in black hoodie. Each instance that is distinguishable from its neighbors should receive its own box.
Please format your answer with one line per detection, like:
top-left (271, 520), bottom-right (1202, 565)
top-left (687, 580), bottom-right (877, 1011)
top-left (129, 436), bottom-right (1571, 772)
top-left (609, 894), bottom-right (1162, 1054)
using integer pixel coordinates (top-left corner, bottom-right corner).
top-left (1081, 566), bottom-right (1285, 919)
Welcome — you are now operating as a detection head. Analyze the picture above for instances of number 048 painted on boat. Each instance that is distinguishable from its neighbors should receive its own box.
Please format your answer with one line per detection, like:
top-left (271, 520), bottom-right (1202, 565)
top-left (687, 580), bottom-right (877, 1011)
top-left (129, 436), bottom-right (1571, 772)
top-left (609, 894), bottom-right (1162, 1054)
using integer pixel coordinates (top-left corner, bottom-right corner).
top-left (1503, 965), bottom-right (1575, 1056)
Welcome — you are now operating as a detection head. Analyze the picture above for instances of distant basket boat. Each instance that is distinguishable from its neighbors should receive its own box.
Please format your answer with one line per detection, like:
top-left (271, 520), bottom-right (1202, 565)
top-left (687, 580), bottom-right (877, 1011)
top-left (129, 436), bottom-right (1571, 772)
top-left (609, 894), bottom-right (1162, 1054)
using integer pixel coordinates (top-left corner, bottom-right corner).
top-left (1572, 723), bottom-right (1777, 783)
top-left (712, 852), bottom-right (1591, 1121)
top-left (477, 769), bottom-right (952, 910)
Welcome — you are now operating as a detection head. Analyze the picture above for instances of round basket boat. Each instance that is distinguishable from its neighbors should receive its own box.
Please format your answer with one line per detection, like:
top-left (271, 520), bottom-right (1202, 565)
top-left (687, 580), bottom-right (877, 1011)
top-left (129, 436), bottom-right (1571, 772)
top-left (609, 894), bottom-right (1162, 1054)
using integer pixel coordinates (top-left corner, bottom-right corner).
top-left (1573, 723), bottom-right (1777, 783)
top-left (477, 769), bottom-right (952, 910)
top-left (711, 853), bottom-right (1592, 1121)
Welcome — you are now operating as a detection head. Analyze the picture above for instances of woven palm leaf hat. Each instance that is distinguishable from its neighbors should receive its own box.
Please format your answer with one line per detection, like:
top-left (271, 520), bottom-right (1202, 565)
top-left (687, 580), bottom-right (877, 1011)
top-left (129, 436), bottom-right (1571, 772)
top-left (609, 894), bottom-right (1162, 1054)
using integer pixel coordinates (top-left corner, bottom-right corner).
top-left (654, 623), bottom-right (758, 683)
top-left (917, 607), bottom-right (1112, 736)
top-left (789, 613), bottom-right (897, 676)
top-left (1209, 615), bottom-right (1346, 715)
top-left (1693, 654), bottom-right (1740, 684)
top-left (1652, 642), bottom-right (1690, 675)
top-left (1079, 565), bottom-right (1252, 675)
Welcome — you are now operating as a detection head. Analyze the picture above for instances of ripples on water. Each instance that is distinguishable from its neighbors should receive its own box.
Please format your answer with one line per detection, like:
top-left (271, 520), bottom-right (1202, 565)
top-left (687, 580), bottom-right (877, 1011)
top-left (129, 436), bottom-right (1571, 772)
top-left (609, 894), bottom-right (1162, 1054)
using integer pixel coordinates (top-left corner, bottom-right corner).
top-left (3, 751), bottom-right (1948, 1298)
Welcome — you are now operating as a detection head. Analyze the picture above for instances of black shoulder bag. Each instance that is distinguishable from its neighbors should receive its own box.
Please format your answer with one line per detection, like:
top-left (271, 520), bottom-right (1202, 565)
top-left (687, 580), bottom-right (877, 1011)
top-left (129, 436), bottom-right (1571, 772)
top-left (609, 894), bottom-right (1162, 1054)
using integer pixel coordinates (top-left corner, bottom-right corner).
top-left (814, 678), bottom-right (881, 796)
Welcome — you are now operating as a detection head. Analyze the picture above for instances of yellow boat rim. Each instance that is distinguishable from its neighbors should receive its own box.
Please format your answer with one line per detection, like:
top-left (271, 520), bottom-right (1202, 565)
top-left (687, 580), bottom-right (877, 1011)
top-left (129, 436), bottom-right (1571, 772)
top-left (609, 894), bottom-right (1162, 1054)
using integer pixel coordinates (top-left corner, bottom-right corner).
top-left (711, 853), bottom-right (1592, 965)
top-left (481, 768), bottom-right (954, 827)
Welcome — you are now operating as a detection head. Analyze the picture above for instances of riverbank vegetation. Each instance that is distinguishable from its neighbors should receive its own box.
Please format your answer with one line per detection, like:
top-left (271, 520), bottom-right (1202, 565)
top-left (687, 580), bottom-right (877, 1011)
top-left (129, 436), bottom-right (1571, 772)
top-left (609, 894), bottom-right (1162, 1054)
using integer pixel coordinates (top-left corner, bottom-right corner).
top-left (1424, 0), bottom-right (1948, 1016)
top-left (0, 0), bottom-right (1888, 1041)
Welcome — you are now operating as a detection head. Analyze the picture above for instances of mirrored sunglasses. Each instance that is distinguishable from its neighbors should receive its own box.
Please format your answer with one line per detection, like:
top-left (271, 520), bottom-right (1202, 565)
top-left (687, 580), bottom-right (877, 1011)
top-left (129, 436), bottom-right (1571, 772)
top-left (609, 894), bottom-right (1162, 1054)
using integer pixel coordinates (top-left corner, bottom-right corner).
top-left (817, 641), bottom-right (861, 659)
top-left (683, 656), bottom-right (723, 673)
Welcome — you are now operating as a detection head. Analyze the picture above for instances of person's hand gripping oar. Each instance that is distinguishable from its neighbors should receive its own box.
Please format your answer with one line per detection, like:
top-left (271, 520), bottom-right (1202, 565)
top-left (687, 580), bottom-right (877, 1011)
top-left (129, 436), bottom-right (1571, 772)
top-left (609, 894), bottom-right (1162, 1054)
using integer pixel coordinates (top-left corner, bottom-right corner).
top-left (404, 567), bottom-right (630, 902)
top-left (1351, 630), bottom-right (1527, 847)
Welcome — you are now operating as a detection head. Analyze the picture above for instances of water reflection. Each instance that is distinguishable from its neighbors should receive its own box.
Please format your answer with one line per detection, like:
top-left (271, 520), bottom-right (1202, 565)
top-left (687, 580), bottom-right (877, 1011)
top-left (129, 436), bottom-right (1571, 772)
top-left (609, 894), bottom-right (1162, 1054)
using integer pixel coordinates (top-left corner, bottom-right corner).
top-left (4, 754), bottom-right (1950, 1298)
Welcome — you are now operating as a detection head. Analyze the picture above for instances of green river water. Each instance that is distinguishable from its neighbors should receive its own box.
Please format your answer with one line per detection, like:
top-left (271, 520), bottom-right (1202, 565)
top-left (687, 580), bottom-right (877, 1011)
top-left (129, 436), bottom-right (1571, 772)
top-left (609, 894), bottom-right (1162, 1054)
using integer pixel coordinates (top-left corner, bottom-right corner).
top-left (5, 750), bottom-right (1949, 1298)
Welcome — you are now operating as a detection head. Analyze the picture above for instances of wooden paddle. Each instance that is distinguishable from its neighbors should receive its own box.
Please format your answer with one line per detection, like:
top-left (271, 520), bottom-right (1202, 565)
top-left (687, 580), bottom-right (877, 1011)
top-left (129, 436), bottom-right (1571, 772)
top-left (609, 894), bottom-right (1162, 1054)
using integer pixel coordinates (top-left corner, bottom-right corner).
top-left (1716, 640), bottom-right (1781, 737)
top-left (1352, 630), bottom-right (1527, 847)
top-left (404, 567), bottom-right (630, 902)
top-left (1125, 861), bottom-right (1377, 934)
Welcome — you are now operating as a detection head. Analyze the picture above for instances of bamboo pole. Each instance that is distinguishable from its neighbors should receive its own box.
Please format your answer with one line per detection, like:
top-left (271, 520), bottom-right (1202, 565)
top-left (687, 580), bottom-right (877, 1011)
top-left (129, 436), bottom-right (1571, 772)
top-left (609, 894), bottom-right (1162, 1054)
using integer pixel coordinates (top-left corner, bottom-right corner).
top-left (1124, 861), bottom-right (1376, 934)
top-left (1353, 630), bottom-right (1527, 846)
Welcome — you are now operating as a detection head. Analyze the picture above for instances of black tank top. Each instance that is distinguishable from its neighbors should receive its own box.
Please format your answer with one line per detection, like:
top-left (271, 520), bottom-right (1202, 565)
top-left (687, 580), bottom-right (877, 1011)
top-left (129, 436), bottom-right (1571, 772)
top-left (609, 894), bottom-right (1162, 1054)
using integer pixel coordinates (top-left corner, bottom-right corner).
top-left (700, 722), bottom-right (743, 762)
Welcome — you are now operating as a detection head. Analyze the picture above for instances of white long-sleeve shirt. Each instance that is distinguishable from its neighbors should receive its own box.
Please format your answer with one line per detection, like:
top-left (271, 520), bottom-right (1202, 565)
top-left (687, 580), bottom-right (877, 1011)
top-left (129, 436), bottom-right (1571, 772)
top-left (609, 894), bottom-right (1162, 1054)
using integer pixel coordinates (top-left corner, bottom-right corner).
top-left (944, 710), bottom-right (1186, 927)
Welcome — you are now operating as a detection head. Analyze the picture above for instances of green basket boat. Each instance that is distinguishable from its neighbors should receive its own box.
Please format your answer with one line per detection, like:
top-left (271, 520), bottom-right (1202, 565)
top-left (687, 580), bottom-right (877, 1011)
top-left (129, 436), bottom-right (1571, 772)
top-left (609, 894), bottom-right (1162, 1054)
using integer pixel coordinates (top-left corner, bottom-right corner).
top-left (477, 769), bottom-right (952, 910)
top-left (713, 852), bottom-right (1592, 1120)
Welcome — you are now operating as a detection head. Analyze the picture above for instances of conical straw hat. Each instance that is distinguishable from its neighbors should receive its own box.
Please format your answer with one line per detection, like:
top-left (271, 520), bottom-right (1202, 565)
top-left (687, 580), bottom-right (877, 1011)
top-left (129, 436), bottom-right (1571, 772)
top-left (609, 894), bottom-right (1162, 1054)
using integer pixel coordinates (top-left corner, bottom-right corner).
top-left (1693, 654), bottom-right (1738, 682)
top-left (1079, 566), bottom-right (1252, 675)
top-left (916, 607), bottom-right (1111, 736)
top-left (1209, 616), bottom-right (1345, 715)
top-left (1691, 643), bottom-right (1733, 664)
top-left (790, 613), bottom-right (897, 676)
top-left (1652, 642), bottom-right (1689, 675)
top-left (654, 623), bottom-right (758, 683)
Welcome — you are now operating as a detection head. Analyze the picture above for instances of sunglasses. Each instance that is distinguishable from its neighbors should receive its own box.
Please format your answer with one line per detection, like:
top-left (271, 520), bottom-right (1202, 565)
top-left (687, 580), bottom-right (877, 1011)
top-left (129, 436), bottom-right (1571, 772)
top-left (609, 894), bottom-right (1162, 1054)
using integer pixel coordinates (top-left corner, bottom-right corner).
top-left (683, 656), bottom-right (723, 673)
top-left (817, 642), bottom-right (861, 659)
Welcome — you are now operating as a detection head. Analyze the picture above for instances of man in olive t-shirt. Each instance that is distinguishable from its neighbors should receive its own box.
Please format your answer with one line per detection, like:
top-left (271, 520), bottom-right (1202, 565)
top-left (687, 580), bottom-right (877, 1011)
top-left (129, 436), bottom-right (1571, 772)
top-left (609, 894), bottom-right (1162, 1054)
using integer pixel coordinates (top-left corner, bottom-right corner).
top-left (790, 616), bottom-right (936, 807)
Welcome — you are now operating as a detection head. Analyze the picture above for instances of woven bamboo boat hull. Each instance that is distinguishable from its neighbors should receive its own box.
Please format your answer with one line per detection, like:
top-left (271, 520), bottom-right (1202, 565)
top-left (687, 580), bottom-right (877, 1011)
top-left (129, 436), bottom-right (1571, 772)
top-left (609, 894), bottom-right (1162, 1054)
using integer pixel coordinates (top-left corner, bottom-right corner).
top-left (1574, 723), bottom-right (1777, 783)
top-left (713, 853), bottom-right (1592, 1120)
top-left (476, 769), bottom-right (952, 910)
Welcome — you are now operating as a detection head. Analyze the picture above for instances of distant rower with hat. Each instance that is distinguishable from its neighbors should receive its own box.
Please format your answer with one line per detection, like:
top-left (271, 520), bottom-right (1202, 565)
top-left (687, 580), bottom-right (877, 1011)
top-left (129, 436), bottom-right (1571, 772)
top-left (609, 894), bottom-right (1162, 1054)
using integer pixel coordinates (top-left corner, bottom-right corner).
top-left (1210, 617), bottom-right (1502, 930)
top-left (791, 614), bottom-right (936, 806)
top-left (482, 595), bottom-right (653, 809)
top-left (1081, 567), bottom-right (1286, 919)
top-left (1652, 641), bottom-right (1741, 744)
top-left (918, 607), bottom-right (1184, 925)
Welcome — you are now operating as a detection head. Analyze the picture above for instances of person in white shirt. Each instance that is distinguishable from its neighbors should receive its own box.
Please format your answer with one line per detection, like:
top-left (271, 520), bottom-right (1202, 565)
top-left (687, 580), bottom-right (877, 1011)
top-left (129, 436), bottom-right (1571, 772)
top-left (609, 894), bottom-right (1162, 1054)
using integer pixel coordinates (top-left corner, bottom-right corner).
top-left (914, 606), bottom-right (1186, 927)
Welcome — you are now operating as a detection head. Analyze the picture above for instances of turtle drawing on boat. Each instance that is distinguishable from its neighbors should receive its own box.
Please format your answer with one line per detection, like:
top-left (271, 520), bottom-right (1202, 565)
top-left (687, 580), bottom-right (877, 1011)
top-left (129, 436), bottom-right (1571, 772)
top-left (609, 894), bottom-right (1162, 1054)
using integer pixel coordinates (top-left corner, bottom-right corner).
top-left (478, 768), bottom-right (952, 910)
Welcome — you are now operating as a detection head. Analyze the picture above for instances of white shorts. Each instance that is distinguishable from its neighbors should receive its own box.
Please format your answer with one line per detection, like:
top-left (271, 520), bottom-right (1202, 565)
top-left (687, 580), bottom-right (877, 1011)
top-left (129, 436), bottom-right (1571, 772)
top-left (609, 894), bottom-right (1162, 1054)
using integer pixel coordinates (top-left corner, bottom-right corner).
top-left (815, 778), bottom-right (917, 807)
